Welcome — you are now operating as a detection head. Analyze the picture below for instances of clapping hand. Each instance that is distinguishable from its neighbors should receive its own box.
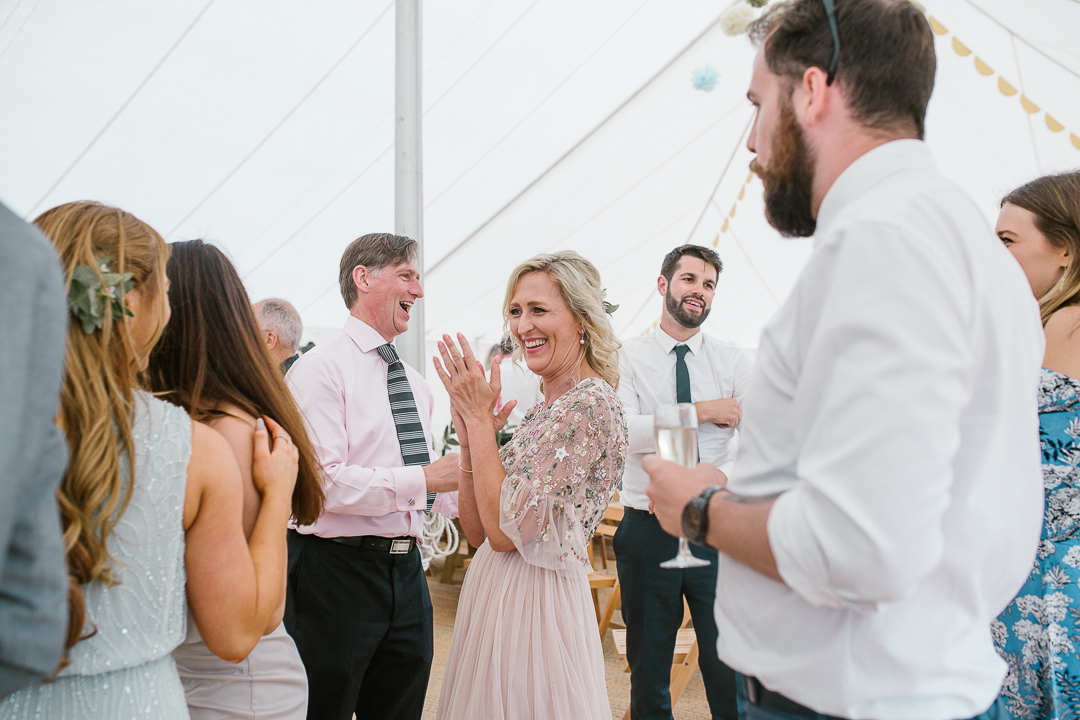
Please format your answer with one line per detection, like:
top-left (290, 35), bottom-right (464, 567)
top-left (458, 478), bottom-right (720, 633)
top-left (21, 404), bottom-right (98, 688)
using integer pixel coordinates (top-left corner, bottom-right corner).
top-left (434, 334), bottom-right (516, 448)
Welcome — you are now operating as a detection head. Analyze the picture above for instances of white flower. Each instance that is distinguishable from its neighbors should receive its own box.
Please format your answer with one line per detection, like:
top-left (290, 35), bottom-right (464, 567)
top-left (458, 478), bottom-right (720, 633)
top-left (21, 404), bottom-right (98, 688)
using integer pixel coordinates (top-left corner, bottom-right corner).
top-left (1015, 595), bottom-right (1042, 618)
top-left (1063, 546), bottom-right (1080, 568)
top-left (1038, 539), bottom-right (1056, 559)
top-left (720, 2), bottom-right (756, 36)
top-left (1044, 464), bottom-right (1073, 490)
top-left (1044, 591), bottom-right (1072, 622)
top-left (555, 447), bottom-right (569, 461)
top-left (1047, 622), bottom-right (1074, 654)
top-left (991, 618), bottom-right (1009, 646)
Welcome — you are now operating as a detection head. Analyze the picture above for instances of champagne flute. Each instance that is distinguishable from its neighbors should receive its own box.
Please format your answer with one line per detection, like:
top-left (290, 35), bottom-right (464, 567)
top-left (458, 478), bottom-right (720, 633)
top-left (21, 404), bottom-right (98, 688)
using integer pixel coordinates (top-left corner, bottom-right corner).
top-left (655, 403), bottom-right (711, 569)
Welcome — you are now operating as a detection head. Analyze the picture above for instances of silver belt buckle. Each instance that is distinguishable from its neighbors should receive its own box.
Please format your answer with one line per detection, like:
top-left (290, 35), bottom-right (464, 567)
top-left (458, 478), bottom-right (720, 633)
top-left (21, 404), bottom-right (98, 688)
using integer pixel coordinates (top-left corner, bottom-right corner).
top-left (390, 539), bottom-right (412, 555)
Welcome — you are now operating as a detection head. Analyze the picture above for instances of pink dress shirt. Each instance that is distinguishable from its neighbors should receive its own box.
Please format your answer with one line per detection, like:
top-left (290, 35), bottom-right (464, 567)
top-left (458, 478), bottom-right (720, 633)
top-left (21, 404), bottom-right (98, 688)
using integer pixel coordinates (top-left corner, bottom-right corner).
top-left (285, 316), bottom-right (457, 541)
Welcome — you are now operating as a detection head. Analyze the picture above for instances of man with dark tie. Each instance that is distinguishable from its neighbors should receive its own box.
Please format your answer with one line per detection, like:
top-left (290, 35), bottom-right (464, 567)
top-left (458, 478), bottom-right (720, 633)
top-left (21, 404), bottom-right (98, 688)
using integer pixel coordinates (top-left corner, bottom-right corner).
top-left (616, 245), bottom-right (753, 720)
top-left (284, 232), bottom-right (460, 720)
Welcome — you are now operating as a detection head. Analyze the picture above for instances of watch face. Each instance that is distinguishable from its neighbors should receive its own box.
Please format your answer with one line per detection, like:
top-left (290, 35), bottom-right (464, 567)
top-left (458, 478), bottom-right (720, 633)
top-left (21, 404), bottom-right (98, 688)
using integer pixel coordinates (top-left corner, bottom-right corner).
top-left (683, 501), bottom-right (704, 540)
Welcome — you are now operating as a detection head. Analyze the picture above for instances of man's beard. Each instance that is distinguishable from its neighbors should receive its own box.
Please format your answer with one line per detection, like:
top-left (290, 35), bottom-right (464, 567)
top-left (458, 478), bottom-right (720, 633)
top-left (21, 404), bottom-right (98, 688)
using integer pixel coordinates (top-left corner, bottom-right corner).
top-left (750, 99), bottom-right (817, 238)
top-left (665, 288), bottom-right (710, 329)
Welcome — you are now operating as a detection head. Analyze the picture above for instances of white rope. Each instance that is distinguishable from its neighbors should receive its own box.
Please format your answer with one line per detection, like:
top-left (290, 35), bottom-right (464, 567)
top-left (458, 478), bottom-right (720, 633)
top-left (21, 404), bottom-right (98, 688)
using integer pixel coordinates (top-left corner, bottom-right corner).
top-left (420, 510), bottom-right (460, 571)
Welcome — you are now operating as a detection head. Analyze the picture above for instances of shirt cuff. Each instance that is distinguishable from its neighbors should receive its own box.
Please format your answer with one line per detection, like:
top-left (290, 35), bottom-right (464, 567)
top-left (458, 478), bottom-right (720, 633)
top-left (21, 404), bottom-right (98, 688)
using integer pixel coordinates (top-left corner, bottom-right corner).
top-left (394, 466), bottom-right (429, 513)
top-left (767, 487), bottom-right (878, 613)
top-left (715, 458), bottom-right (735, 479)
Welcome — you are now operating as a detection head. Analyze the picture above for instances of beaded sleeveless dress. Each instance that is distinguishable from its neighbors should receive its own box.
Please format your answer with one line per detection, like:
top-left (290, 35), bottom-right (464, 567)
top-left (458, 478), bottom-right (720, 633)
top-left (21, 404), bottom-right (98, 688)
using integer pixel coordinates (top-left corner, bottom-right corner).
top-left (0, 392), bottom-right (192, 719)
top-left (436, 378), bottom-right (628, 720)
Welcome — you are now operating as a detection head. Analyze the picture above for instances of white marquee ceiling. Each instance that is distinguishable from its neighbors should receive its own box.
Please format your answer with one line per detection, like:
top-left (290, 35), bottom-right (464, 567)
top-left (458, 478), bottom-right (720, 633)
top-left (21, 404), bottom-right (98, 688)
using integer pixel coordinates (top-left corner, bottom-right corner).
top-left (2, 0), bottom-right (1078, 362)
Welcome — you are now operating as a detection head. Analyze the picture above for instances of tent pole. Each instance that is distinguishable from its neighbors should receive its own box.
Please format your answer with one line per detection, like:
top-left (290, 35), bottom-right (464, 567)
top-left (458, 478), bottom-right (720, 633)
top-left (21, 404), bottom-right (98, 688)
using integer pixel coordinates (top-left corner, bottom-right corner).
top-left (394, 0), bottom-right (425, 373)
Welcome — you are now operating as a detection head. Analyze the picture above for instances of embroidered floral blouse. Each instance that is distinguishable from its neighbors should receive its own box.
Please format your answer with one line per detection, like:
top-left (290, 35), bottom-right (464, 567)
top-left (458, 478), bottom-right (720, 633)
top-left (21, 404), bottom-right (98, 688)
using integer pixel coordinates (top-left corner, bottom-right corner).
top-left (498, 377), bottom-right (628, 575)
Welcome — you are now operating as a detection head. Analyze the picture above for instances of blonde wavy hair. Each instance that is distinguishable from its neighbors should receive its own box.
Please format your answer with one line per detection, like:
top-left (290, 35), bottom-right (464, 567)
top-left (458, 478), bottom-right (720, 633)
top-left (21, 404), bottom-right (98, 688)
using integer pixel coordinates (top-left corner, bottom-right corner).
top-left (34, 201), bottom-right (170, 651)
top-left (502, 251), bottom-right (621, 391)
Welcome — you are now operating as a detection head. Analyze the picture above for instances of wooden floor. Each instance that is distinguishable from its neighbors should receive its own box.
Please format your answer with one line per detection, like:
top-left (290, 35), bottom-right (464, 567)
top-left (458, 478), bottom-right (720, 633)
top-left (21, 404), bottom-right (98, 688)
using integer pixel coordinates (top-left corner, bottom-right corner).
top-left (423, 561), bottom-right (714, 720)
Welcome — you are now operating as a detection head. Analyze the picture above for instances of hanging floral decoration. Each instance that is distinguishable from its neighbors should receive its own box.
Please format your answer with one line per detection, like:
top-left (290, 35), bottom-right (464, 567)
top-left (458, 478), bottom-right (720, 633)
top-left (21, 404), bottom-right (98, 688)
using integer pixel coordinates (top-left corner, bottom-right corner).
top-left (720, 1), bottom-right (762, 37)
top-left (691, 65), bottom-right (720, 92)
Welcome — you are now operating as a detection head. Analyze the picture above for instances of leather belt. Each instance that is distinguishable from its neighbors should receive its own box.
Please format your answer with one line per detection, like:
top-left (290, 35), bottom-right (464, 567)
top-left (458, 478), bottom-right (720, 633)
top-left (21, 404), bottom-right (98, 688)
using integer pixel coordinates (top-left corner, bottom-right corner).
top-left (327, 535), bottom-right (416, 554)
top-left (622, 507), bottom-right (653, 517)
top-left (743, 676), bottom-right (843, 720)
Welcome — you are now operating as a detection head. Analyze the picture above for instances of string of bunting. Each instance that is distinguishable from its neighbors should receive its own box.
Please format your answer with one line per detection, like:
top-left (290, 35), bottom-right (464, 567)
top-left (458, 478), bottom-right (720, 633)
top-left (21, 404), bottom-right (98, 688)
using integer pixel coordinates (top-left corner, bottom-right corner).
top-left (716, 170), bottom-right (757, 241)
top-left (911, 0), bottom-right (1080, 152)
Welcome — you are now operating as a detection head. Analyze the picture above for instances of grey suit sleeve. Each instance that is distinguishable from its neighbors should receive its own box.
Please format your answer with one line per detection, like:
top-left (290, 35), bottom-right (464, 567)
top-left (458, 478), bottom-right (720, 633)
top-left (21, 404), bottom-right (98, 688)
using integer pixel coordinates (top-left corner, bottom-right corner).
top-left (0, 201), bottom-right (69, 697)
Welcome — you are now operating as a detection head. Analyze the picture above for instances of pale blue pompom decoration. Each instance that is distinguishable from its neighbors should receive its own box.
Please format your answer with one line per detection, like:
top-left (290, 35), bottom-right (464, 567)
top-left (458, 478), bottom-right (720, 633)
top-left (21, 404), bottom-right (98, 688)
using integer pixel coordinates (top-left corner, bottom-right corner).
top-left (691, 65), bottom-right (720, 92)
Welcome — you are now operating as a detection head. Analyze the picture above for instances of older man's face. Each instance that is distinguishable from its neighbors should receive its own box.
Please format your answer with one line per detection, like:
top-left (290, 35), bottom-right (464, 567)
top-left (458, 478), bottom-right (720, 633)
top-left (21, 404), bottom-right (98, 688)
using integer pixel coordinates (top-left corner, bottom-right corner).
top-left (362, 260), bottom-right (424, 341)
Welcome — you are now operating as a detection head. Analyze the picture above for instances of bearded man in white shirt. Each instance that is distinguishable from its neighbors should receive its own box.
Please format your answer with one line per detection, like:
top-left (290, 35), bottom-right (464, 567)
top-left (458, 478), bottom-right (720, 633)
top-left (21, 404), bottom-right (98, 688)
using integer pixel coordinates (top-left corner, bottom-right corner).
top-left (616, 244), bottom-right (752, 720)
top-left (644, 2), bottom-right (1044, 720)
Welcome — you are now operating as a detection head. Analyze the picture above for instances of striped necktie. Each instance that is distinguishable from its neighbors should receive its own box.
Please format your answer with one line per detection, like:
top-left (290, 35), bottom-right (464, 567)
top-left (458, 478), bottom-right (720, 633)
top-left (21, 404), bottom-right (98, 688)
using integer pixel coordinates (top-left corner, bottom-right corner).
top-left (377, 343), bottom-right (435, 512)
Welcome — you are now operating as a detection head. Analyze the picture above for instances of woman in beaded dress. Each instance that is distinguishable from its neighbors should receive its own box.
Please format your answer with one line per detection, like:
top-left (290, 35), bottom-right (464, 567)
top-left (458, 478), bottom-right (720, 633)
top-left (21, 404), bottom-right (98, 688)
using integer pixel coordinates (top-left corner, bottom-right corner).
top-left (992, 172), bottom-right (1080, 719)
top-left (146, 240), bottom-right (325, 720)
top-left (433, 251), bottom-right (628, 720)
top-left (0, 202), bottom-right (299, 720)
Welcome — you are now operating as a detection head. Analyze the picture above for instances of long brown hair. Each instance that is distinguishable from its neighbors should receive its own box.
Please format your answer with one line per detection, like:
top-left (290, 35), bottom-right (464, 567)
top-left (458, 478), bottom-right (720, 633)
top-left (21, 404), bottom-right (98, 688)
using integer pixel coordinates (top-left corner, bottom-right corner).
top-left (146, 240), bottom-right (325, 525)
top-left (34, 201), bottom-right (171, 654)
top-left (1002, 171), bottom-right (1080, 325)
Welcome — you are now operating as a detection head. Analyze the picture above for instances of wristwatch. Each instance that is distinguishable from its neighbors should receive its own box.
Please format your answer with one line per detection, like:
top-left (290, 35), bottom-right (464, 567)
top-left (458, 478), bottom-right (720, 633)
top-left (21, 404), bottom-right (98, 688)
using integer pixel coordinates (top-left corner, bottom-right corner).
top-left (682, 485), bottom-right (724, 547)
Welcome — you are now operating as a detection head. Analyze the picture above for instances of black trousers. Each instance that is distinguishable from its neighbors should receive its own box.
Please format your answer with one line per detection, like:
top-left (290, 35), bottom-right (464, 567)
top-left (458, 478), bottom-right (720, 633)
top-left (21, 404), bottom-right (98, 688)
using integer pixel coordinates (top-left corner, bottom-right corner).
top-left (284, 530), bottom-right (433, 720)
top-left (614, 509), bottom-right (739, 720)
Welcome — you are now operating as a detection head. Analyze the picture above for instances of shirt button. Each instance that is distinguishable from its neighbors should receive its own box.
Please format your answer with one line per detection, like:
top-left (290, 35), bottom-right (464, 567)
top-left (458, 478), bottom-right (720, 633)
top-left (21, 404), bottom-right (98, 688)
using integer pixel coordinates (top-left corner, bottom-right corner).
top-left (408, 498), bottom-right (416, 506)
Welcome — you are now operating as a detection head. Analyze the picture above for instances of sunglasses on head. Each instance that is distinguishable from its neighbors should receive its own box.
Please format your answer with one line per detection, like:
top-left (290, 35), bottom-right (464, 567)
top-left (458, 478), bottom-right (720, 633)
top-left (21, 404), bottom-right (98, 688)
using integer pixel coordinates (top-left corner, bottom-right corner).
top-left (822, 0), bottom-right (840, 85)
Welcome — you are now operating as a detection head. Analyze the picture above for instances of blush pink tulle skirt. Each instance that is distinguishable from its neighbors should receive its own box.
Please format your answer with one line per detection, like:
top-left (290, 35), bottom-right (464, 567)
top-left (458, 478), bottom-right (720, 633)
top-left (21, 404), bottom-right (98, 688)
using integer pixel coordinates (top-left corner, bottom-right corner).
top-left (436, 542), bottom-right (611, 720)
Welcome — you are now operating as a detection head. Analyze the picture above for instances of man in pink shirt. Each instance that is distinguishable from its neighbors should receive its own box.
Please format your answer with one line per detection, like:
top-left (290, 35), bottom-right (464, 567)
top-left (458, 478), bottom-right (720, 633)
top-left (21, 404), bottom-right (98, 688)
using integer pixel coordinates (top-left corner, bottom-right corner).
top-left (284, 232), bottom-right (460, 720)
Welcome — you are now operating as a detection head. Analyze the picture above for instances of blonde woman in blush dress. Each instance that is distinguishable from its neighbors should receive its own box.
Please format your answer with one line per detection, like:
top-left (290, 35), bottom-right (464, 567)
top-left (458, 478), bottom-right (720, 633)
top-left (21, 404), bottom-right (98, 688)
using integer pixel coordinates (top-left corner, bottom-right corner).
top-left (146, 240), bottom-right (326, 720)
top-left (433, 251), bottom-right (628, 720)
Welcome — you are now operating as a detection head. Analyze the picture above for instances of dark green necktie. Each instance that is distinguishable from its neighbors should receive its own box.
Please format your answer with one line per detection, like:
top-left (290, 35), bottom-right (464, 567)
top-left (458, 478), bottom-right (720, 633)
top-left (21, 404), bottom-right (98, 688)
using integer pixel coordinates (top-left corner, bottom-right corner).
top-left (674, 345), bottom-right (692, 403)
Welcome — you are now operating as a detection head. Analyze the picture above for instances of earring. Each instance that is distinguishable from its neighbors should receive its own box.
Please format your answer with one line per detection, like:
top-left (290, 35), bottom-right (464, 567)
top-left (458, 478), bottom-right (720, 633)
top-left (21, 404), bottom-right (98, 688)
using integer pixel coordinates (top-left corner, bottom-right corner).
top-left (580, 329), bottom-right (586, 345)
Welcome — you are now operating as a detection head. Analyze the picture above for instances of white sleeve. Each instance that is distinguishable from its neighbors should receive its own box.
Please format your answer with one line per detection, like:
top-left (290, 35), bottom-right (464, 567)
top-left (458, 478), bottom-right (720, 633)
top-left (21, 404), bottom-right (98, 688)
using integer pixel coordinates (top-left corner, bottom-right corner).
top-left (617, 346), bottom-right (655, 455)
top-left (767, 224), bottom-right (972, 610)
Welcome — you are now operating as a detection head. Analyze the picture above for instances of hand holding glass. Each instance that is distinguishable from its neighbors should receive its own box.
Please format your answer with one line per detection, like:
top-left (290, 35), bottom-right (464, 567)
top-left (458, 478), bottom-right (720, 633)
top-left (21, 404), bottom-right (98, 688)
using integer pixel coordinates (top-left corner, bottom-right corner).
top-left (654, 403), bottom-right (710, 569)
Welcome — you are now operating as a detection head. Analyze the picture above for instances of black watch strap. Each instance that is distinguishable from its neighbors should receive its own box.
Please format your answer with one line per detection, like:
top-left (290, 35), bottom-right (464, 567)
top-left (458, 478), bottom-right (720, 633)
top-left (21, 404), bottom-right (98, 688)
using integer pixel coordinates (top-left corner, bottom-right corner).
top-left (683, 484), bottom-right (725, 547)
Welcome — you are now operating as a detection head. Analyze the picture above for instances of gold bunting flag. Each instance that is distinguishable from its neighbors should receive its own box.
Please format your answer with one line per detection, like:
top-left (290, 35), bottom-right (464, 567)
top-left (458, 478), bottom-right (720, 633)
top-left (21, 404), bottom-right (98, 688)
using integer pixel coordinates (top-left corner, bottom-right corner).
top-left (917, 1), bottom-right (1077, 152)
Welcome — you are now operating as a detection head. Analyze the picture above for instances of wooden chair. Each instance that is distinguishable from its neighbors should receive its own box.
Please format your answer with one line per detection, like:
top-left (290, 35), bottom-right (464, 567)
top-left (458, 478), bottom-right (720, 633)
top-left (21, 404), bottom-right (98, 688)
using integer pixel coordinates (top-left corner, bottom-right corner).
top-left (592, 503), bottom-right (623, 570)
top-left (587, 536), bottom-right (618, 618)
top-left (597, 579), bottom-right (620, 640)
top-left (611, 600), bottom-right (699, 720)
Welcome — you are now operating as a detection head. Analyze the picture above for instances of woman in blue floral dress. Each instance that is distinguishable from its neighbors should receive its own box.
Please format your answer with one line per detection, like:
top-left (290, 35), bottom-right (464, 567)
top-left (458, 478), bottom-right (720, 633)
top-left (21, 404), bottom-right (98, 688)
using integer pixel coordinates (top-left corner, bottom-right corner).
top-left (993, 171), bottom-right (1080, 719)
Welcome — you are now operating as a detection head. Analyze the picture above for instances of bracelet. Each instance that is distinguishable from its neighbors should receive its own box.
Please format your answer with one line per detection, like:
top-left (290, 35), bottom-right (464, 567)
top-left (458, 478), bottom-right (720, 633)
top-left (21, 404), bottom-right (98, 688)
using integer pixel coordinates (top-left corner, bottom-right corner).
top-left (459, 465), bottom-right (474, 473)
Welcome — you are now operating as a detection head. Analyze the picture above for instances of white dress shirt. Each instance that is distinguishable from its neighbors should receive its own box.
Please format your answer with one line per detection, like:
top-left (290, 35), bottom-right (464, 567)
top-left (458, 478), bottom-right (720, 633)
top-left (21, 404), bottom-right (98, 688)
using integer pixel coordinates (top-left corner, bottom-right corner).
top-left (618, 327), bottom-right (754, 511)
top-left (497, 356), bottom-right (543, 431)
top-left (716, 140), bottom-right (1044, 719)
top-left (285, 317), bottom-right (456, 541)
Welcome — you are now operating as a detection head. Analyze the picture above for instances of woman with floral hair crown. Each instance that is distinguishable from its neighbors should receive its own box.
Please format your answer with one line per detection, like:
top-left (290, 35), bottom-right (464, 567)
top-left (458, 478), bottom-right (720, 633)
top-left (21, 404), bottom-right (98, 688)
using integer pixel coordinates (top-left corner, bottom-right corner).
top-left (0, 201), bottom-right (299, 720)
top-left (433, 250), bottom-right (628, 719)
top-left (992, 171), bottom-right (1080, 720)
